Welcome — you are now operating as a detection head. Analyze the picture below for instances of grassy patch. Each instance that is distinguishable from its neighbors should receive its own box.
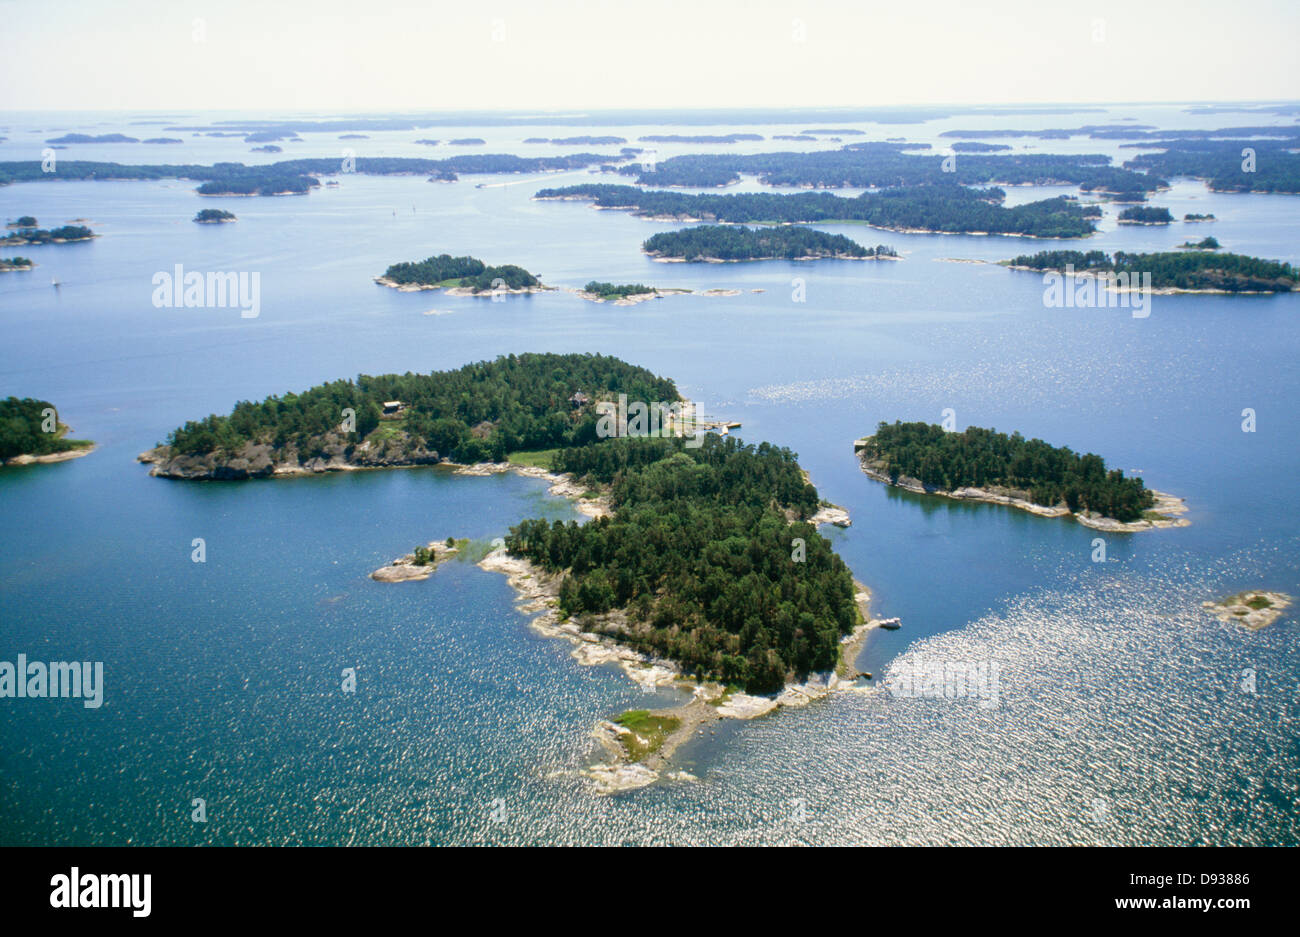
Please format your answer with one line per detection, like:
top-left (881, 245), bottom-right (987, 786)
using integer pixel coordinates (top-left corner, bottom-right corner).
top-left (613, 710), bottom-right (681, 762)
top-left (1245, 594), bottom-right (1272, 610)
top-left (508, 448), bottom-right (560, 469)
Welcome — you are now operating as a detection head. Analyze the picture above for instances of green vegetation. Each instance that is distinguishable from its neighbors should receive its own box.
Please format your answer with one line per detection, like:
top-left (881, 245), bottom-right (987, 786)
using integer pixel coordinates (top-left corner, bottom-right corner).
top-left (380, 253), bottom-right (541, 292)
top-left (582, 281), bottom-right (655, 299)
top-left (643, 225), bottom-right (889, 261)
top-left (193, 208), bottom-right (236, 223)
top-left (1125, 137), bottom-right (1300, 194)
top-left (7, 216), bottom-right (37, 227)
top-left (161, 353), bottom-right (678, 465)
top-left (1118, 205), bottom-right (1174, 224)
top-left (0, 257), bottom-right (34, 271)
top-left (612, 710), bottom-right (681, 762)
top-left (1178, 236), bottom-right (1219, 250)
top-left (860, 421), bottom-right (1156, 523)
top-left (505, 434), bottom-right (858, 692)
top-left (506, 448), bottom-right (561, 469)
top-left (538, 182), bottom-right (1098, 237)
top-left (0, 398), bottom-right (93, 460)
top-left (1184, 213), bottom-right (1216, 221)
top-left (1245, 595), bottom-right (1273, 611)
top-left (0, 225), bottom-right (94, 245)
top-left (1005, 249), bottom-right (1299, 292)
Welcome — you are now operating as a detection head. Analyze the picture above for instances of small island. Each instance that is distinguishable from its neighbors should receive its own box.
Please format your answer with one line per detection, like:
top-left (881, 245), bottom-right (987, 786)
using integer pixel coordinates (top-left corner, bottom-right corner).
top-left (1202, 592), bottom-right (1293, 631)
top-left (1184, 213), bottom-right (1216, 222)
top-left (1, 397), bottom-right (94, 466)
top-left (855, 421), bottom-right (1188, 531)
top-left (637, 133), bottom-right (764, 144)
top-left (1177, 236), bottom-right (1219, 250)
top-left (1117, 205), bottom-right (1174, 225)
top-left (643, 225), bottom-right (894, 262)
top-left (193, 208), bottom-right (237, 224)
top-left (448, 138), bottom-right (486, 146)
top-left (6, 216), bottom-right (38, 228)
top-left (0, 224), bottom-right (95, 246)
top-left (371, 538), bottom-right (463, 582)
top-left (1003, 249), bottom-right (1299, 293)
top-left (44, 133), bottom-right (138, 144)
top-left (576, 281), bottom-right (691, 305)
top-left (0, 256), bottom-right (34, 272)
top-left (375, 253), bottom-right (545, 294)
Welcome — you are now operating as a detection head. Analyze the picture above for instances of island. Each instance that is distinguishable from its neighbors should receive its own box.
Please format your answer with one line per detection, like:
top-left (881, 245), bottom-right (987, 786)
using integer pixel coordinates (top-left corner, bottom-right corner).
top-left (375, 253), bottom-right (545, 294)
top-left (643, 225), bottom-right (894, 262)
top-left (1117, 205), bottom-right (1174, 225)
top-left (142, 137), bottom-right (183, 145)
top-left (44, 133), bottom-right (139, 144)
top-left (371, 538), bottom-right (463, 582)
top-left (1184, 213), bottom-right (1216, 222)
top-left (1, 397), bottom-right (94, 466)
top-left (249, 145), bottom-right (283, 154)
top-left (197, 169), bottom-right (316, 196)
top-left (855, 421), bottom-right (1188, 531)
top-left (1003, 249), bottom-right (1299, 293)
top-left (193, 209), bottom-right (236, 224)
top-left (1202, 592), bottom-right (1293, 631)
top-left (536, 182), bottom-right (1098, 237)
top-left (137, 353), bottom-right (680, 478)
top-left (0, 225), bottom-right (95, 246)
top-left (637, 133), bottom-right (764, 144)
top-left (577, 281), bottom-right (691, 305)
top-left (0, 257), bottom-right (34, 272)
top-left (1178, 236), bottom-right (1219, 250)
top-left (6, 216), bottom-right (38, 228)
top-left (448, 138), bottom-right (486, 146)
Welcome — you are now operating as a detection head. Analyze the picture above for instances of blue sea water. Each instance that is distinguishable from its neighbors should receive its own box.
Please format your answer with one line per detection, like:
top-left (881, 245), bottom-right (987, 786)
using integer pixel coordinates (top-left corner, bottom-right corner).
top-left (1, 104), bottom-right (1297, 845)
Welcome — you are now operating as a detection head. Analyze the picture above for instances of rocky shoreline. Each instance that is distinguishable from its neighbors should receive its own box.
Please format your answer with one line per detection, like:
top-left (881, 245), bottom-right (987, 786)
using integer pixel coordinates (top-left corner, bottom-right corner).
top-left (370, 539), bottom-right (461, 582)
top-left (2, 444), bottom-right (95, 467)
top-left (858, 454), bottom-right (1189, 532)
top-left (1202, 591), bottom-right (1293, 631)
top-left (372, 275), bottom-right (552, 296)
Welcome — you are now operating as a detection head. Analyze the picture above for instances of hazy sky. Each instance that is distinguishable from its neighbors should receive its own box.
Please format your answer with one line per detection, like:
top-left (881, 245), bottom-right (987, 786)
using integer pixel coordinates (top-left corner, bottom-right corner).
top-left (2, 0), bottom-right (1297, 112)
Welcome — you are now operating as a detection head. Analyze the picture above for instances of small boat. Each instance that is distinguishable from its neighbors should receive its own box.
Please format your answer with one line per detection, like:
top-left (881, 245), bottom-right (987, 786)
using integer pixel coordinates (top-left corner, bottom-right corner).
top-left (51, 278), bottom-right (60, 288)
top-left (875, 617), bottom-right (902, 630)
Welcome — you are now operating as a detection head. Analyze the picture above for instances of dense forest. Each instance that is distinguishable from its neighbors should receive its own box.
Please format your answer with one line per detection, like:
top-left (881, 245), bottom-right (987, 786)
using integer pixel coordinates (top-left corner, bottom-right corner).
top-left (379, 253), bottom-right (541, 292)
top-left (615, 145), bottom-right (1164, 196)
top-left (860, 421), bottom-right (1156, 522)
top-left (0, 398), bottom-right (92, 460)
top-left (193, 208), bottom-right (236, 222)
top-left (0, 225), bottom-right (94, 245)
top-left (161, 353), bottom-right (679, 464)
top-left (505, 435), bottom-right (858, 692)
top-left (0, 257), bottom-right (34, 271)
top-left (643, 225), bottom-right (887, 261)
top-left (538, 182), bottom-right (1098, 237)
top-left (1124, 138), bottom-right (1300, 194)
top-left (1117, 205), bottom-right (1173, 224)
top-left (1005, 249), bottom-right (1299, 292)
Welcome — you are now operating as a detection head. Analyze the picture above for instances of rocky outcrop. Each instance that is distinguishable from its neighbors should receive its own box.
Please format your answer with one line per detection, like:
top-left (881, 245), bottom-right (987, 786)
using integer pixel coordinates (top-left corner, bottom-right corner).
top-left (138, 434), bottom-right (440, 480)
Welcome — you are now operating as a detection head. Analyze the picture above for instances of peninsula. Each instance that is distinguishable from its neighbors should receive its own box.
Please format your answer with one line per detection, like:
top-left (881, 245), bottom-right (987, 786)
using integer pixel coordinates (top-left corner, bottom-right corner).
top-left (0, 398), bottom-right (94, 466)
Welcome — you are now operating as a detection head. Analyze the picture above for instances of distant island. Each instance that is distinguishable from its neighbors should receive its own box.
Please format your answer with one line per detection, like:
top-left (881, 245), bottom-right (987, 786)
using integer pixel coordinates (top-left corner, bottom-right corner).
top-left (1117, 205), bottom-right (1174, 225)
top-left (951, 141), bottom-right (1013, 152)
top-left (1178, 236), bottom-right (1219, 250)
top-left (197, 169), bottom-right (316, 196)
top-left (1184, 213), bottom-right (1216, 222)
top-left (250, 145), bottom-right (283, 154)
top-left (138, 353), bottom-right (677, 478)
top-left (856, 421), bottom-right (1188, 531)
top-left (449, 138), bottom-right (486, 146)
top-left (44, 133), bottom-right (138, 144)
top-left (6, 216), bottom-right (38, 228)
top-left (1004, 249), bottom-right (1299, 292)
top-left (193, 208), bottom-right (236, 224)
top-left (637, 133), bottom-right (763, 144)
top-left (375, 253), bottom-right (544, 294)
top-left (643, 225), bottom-right (894, 262)
top-left (546, 135), bottom-right (627, 146)
top-left (536, 182), bottom-right (1098, 237)
top-left (0, 256), bottom-right (34, 272)
top-left (802, 128), bottom-right (866, 136)
top-left (1, 398), bottom-right (94, 466)
top-left (142, 137), bottom-right (183, 145)
top-left (0, 224), bottom-right (95, 246)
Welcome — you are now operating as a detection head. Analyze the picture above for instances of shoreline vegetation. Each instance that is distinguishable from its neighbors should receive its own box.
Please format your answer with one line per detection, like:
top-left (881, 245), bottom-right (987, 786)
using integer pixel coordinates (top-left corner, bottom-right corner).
top-left (1202, 591), bottom-right (1293, 631)
top-left (643, 225), bottom-right (895, 262)
top-left (536, 182), bottom-right (1099, 238)
top-left (0, 224), bottom-right (95, 246)
top-left (374, 253), bottom-right (547, 295)
top-left (0, 257), bottom-right (35, 272)
top-left (855, 422), bottom-right (1189, 531)
top-left (0, 398), bottom-right (94, 466)
top-left (1001, 249), bottom-right (1299, 293)
top-left (193, 208), bottom-right (236, 224)
top-left (575, 282), bottom-right (691, 305)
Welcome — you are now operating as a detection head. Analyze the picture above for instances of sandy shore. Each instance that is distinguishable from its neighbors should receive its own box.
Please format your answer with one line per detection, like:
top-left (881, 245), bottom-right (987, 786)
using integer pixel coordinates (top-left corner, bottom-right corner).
top-left (3, 445), bottom-right (94, 467)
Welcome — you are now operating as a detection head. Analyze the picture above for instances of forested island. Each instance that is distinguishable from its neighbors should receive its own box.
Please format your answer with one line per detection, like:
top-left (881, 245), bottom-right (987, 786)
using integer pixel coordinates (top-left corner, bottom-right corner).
top-left (198, 169), bottom-right (316, 195)
top-left (643, 225), bottom-right (891, 261)
top-left (537, 182), bottom-right (1098, 237)
top-left (1004, 249), bottom-right (1299, 292)
top-left (0, 398), bottom-right (94, 466)
top-left (193, 208), bottom-right (236, 223)
top-left (0, 257), bottom-right (34, 272)
top-left (0, 224), bottom-right (95, 245)
top-left (138, 353), bottom-right (679, 478)
top-left (1117, 205), bottom-right (1174, 225)
top-left (6, 216), bottom-right (38, 227)
top-left (376, 253), bottom-right (544, 293)
top-left (1184, 213), bottom-right (1216, 222)
top-left (1124, 137), bottom-right (1300, 194)
top-left (1178, 237), bottom-right (1219, 250)
top-left (44, 133), bottom-right (138, 144)
top-left (856, 421), bottom-right (1186, 530)
top-left (637, 134), bottom-right (764, 144)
